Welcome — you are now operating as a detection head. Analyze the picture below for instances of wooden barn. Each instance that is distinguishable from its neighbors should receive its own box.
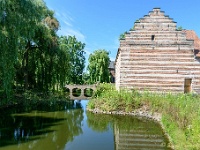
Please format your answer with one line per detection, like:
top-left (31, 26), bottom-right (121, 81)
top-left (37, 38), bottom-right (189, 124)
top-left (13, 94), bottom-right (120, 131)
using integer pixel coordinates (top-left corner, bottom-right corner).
top-left (115, 8), bottom-right (200, 93)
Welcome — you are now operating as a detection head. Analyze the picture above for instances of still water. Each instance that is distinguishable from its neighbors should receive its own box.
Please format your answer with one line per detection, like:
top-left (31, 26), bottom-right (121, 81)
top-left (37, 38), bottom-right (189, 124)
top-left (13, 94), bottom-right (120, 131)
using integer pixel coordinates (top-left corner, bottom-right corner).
top-left (0, 100), bottom-right (171, 150)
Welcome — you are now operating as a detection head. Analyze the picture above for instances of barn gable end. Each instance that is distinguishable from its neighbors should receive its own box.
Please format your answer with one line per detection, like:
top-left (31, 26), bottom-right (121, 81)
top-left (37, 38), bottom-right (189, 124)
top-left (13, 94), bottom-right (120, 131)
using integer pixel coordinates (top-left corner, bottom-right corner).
top-left (115, 8), bottom-right (200, 93)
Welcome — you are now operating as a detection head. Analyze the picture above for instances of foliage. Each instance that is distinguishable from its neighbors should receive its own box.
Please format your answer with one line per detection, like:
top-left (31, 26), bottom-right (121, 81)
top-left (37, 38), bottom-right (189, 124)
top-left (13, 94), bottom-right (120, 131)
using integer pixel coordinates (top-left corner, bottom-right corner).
top-left (88, 83), bottom-right (200, 150)
top-left (0, 0), bottom-right (86, 103)
top-left (119, 33), bottom-right (125, 40)
top-left (59, 36), bottom-right (85, 84)
top-left (87, 49), bottom-right (110, 83)
top-left (177, 26), bottom-right (183, 31)
top-left (135, 19), bottom-right (140, 23)
top-left (119, 31), bottom-right (130, 40)
top-left (0, 0), bottom-right (48, 100)
top-left (89, 83), bottom-right (141, 111)
top-left (82, 72), bottom-right (90, 84)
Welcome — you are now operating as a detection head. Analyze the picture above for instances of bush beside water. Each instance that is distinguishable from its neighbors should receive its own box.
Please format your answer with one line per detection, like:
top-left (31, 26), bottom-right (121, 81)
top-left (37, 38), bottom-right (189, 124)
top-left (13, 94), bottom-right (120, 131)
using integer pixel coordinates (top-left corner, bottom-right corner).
top-left (87, 83), bottom-right (200, 150)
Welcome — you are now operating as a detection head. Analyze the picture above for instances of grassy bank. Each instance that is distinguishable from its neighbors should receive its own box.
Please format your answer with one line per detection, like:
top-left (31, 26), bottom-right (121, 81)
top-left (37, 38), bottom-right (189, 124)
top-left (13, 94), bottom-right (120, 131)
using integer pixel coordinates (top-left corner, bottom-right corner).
top-left (87, 83), bottom-right (200, 150)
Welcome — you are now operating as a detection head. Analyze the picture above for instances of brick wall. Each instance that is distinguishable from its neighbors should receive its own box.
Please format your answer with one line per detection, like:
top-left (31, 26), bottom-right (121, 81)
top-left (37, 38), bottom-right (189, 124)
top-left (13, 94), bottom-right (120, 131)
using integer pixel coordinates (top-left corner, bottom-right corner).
top-left (115, 8), bottom-right (200, 93)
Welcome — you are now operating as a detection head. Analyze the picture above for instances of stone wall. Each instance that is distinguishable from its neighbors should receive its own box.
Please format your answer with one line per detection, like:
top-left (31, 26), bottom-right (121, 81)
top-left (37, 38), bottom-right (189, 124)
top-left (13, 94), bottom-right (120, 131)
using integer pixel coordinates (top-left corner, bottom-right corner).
top-left (115, 8), bottom-right (200, 93)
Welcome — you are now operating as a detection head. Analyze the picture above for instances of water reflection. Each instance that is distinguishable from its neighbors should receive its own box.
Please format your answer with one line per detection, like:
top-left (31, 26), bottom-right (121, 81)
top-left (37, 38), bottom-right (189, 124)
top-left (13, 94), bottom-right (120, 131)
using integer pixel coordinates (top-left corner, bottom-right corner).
top-left (0, 100), bottom-right (172, 150)
top-left (0, 100), bottom-right (83, 150)
top-left (87, 112), bottom-right (172, 150)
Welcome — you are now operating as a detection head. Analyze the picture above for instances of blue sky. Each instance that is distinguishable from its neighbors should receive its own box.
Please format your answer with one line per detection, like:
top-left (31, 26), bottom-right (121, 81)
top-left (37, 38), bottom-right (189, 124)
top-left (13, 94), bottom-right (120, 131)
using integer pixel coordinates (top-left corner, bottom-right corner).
top-left (44, 0), bottom-right (200, 64)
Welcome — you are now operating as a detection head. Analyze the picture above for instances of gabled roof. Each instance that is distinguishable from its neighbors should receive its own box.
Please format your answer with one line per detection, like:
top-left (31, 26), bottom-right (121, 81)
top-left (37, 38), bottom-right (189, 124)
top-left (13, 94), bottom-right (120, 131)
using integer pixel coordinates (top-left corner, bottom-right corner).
top-left (108, 61), bottom-right (115, 69)
top-left (184, 30), bottom-right (200, 50)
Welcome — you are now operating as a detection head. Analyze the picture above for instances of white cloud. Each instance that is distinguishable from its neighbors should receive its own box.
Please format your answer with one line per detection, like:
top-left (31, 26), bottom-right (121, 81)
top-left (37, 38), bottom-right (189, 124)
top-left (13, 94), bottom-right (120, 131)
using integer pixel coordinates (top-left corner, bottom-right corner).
top-left (55, 11), bottom-right (86, 42)
top-left (58, 28), bottom-right (86, 43)
top-left (57, 12), bottom-right (73, 27)
top-left (62, 12), bottom-right (74, 22)
top-left (63, 20), bottom-right (72, 27)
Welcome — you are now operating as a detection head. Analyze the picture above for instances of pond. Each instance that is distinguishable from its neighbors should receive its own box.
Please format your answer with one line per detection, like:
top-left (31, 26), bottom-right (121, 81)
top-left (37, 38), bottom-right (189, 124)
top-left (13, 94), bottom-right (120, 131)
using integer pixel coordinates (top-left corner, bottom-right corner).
top-left (0, 100), bottom-right (172, 150)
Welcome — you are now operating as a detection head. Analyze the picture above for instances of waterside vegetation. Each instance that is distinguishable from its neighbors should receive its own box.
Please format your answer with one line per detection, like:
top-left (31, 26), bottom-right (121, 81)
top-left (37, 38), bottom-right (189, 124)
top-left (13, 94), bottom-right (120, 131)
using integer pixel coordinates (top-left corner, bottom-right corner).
top-left (0, 0), bottom-right (88, 105)
top-left (0, 0), bottom-right (111, 106)
top-left (87, 83), bottom-right (200, 150)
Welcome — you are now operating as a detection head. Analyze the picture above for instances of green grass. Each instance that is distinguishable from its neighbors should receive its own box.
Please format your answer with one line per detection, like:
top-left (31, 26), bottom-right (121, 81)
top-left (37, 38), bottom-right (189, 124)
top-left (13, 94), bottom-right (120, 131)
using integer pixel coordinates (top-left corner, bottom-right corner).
top-left (87, 83), bottom-right (200, 150)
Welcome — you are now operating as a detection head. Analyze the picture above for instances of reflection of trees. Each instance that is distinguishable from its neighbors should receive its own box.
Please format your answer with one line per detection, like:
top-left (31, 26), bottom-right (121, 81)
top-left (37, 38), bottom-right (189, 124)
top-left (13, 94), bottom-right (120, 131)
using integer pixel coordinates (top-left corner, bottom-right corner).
top-left (87, 112), bottom-right (166, 135)
top-left (62, 107), bottom-right (84, 142)
top-left (0, 100), bottom-right (84, 149)
top-left (0, 115), bottom-right (64, 147)
top-left (113, 115), bottom-right (163, 133)
top-left (86, 112), bottom-right (113, 132)
top-left (43, 107), bottom-right (84, 150)
top-left (22, 100), bottom-right (75, 112)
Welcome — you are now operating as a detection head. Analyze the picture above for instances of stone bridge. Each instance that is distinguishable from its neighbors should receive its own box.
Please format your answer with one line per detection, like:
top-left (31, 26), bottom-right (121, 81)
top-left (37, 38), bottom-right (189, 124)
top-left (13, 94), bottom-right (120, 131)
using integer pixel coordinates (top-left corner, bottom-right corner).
top-left (65, 84), bottom-right (97, 100)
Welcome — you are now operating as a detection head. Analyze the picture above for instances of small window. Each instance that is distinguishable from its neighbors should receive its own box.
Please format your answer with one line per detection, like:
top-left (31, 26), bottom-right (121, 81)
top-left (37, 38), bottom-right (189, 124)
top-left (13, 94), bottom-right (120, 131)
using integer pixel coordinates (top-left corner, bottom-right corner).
top-left (151, 35), bottom-right (155, 41)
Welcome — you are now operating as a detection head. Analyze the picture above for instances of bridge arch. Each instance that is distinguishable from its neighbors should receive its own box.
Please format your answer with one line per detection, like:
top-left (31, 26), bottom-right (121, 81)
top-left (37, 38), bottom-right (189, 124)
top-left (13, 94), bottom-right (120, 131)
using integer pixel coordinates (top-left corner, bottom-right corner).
top-left (72, 88), bottom-right (81, 97)
top-left (84, 88), bottom-right (94, 97)
top-left (65, 84), bottom-right (97, 100)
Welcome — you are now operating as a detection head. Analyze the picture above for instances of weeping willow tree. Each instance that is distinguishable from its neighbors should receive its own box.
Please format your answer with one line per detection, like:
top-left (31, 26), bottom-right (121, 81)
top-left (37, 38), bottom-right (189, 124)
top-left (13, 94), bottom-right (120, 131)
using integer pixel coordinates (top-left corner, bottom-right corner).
top-left (0, 0), bottom-right (47, 100)
top-left (0, 0), bottom-right (86, 103)
top-left (88, 49), bottom-right (110, 83)
top-left (30, 11), bottom-right (60, 92)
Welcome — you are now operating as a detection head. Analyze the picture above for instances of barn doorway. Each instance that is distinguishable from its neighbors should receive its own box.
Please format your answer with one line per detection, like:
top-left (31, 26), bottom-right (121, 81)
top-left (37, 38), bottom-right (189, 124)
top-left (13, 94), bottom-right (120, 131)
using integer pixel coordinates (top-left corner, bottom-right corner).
top-left (184, 78), bottom-right (192, 93)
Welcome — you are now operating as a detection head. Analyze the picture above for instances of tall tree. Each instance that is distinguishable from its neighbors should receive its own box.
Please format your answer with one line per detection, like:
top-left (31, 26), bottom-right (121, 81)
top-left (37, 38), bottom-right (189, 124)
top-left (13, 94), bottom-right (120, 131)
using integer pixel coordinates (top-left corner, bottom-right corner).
top-left (0, 0), bottom-right (47, 100)
top-left (88, 49), bottom-right (110, 83)
top-left (59, 36), bottom-right (85, 84)
top-left (31, 11), bottom-right (60, 91)
top-left (0, 0), bottom-right (86, 103)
